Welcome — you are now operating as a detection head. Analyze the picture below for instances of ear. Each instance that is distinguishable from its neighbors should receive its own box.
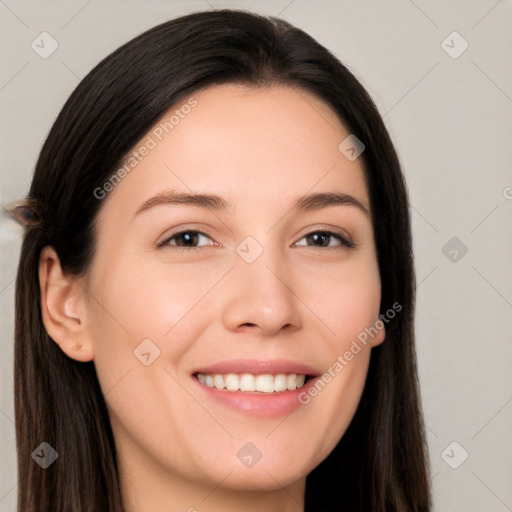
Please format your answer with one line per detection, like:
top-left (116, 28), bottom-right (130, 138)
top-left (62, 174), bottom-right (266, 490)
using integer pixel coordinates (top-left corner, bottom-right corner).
top-left (38, 246), bottom-right (94, 362)
top-left (370, 318), bottom-right (386, 348)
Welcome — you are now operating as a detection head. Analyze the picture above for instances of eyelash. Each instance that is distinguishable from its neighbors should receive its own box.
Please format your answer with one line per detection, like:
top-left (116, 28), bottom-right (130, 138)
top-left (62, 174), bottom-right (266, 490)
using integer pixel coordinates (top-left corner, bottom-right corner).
top-left (158, 230), bottom-right (356, 250)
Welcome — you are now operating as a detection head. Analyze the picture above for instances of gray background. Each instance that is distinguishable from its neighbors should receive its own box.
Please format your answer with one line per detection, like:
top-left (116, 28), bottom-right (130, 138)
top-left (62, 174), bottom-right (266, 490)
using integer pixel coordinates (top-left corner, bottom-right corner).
top-left (1, 1), bottom-right (511, 510)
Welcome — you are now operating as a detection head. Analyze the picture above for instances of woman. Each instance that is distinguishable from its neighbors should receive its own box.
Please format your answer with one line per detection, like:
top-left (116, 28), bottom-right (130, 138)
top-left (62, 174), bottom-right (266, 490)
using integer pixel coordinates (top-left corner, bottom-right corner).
top-left (8, 9), bottom-right (431, 512)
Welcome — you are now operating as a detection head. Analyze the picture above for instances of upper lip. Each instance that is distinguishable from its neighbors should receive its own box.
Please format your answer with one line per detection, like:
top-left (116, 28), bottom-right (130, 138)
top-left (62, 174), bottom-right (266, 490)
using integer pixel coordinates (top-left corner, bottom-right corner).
top-left (192, 359), bottom-right (321, 376)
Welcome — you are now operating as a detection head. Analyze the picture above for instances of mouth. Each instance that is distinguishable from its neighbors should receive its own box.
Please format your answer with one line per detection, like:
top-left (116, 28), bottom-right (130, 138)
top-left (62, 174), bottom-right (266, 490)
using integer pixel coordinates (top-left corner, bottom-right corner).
top-left (194, 372), bottom-right (313, 393)
top-left (191, 360), bottom-right (320, 417)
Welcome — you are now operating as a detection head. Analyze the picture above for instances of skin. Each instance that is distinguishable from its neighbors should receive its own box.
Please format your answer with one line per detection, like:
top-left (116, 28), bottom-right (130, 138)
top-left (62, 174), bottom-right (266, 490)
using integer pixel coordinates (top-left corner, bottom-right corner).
top-left (39, 83), bottom-right (385, 512)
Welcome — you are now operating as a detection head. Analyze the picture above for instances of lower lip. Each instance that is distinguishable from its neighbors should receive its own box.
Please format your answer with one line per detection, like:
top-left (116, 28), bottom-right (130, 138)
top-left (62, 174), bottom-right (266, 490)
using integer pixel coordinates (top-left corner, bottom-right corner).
top-left (192, 377), bottom-right (318, 418)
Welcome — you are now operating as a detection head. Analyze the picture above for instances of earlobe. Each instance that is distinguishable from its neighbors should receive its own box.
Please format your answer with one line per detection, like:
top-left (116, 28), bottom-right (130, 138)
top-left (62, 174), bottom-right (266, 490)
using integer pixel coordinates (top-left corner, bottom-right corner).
top-left (38, 246), bottom-right (94, 362)
top-left (371, 320), bottom-right (386, 348)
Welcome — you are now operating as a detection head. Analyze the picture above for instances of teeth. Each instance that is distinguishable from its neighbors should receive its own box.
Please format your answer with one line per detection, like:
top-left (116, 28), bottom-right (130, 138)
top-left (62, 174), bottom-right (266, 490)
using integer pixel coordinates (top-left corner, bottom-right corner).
top-left (255, 374), bottom-right (275, 393)
top-left (225, 373), bottom-right (239, 391)
top-left (286, 373), bottom-right (297, 390)
top-left (274, 374), bottom-right (287, 392)
top-left (196, 372), bottom-right (308, 392)
top-left (213, 374), bottom-right (225, 390)
top-left (239, 373), bottom-right (256, 392)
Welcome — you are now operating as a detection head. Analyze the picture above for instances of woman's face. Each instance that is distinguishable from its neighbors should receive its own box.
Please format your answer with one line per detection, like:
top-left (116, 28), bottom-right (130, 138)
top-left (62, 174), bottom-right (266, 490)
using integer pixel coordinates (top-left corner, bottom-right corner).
top-left (78, 83), bottom-right (384, 505)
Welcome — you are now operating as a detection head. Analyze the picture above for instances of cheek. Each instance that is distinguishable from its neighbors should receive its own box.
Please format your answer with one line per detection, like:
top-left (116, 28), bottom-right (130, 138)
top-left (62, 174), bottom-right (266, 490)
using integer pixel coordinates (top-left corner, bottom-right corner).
top-left (295, 257), bottom-right (380, 438)
top-left (86, 258), bottom-right (223, 390)
top-left (89, 258), bottom-right (214, 340)
top-left (312, 261), bottom-right (382, 345)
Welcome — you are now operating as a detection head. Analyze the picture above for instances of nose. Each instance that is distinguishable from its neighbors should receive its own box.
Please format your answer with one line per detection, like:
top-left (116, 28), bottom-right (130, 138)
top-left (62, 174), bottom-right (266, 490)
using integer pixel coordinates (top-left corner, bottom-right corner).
top-left (221, 249), bottom-right (303, 337)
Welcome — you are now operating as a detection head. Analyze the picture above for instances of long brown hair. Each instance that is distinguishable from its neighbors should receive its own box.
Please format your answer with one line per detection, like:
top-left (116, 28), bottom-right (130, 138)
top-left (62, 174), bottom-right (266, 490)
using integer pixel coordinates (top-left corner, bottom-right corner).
top-left (11, 9), bottom-right (431, 511)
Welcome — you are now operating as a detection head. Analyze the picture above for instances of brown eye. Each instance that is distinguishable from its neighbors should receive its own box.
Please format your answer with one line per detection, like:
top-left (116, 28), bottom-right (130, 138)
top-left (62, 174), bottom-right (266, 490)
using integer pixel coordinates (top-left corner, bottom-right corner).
top-left (297, 230), bottom-right (354, 249)
top-left (160, 230), bottom-right (214, 248)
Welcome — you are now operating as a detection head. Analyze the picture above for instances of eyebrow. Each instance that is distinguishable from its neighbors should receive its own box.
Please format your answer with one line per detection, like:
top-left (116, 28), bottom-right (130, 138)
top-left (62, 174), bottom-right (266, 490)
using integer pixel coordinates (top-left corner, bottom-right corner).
top-left (132, 189), bottom-right (369, 218)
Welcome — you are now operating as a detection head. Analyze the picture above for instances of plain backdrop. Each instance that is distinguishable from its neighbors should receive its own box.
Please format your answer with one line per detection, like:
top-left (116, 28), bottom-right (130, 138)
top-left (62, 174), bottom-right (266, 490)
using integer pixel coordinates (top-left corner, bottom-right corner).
top-left (1, 1), bottom-right (511, 511)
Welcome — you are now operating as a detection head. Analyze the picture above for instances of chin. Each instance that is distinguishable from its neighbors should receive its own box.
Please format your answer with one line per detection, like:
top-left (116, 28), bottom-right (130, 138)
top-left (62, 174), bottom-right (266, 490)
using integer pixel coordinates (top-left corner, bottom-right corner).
top-left (220, 466), bottom-right (307, 492)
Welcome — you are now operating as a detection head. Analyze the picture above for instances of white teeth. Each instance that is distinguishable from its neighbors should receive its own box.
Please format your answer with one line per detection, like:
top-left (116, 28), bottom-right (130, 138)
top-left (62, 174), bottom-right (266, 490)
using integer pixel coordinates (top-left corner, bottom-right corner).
top-left (195, 372), bottom-right (308, 392)
top-left (255, 374), bottom-right (275, 393)
top-left (274, 374), bottom-right (287, 392)
top-left (239, 373), bottom-right (256, 392)
top-left (213, 374), bottom-right (225, 390)
top-left (286, 373), bottom-right (297, 390)
top-left (225, 373), bottom-right (239, 391)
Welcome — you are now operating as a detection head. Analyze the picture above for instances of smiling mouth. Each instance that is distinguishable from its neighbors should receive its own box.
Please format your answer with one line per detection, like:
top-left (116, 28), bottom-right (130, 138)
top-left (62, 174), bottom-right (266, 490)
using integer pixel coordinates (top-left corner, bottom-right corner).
top-left (194, 372), bottom-right (312, 393)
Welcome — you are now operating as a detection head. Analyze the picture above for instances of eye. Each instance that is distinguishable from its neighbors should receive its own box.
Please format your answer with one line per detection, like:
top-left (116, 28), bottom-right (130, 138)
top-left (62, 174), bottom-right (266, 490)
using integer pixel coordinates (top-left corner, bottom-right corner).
top-left (158, 229), bottom-right (355, 250)
top-left (295, 230), bottom-right (354, 249)
top-left (158, 230), bottom-right (216, 249)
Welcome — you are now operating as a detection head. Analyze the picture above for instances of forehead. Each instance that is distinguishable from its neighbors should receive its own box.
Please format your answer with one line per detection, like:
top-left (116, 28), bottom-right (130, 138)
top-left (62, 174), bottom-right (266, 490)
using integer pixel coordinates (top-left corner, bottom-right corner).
top-left (97, 83), bottom-right (369, 221)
